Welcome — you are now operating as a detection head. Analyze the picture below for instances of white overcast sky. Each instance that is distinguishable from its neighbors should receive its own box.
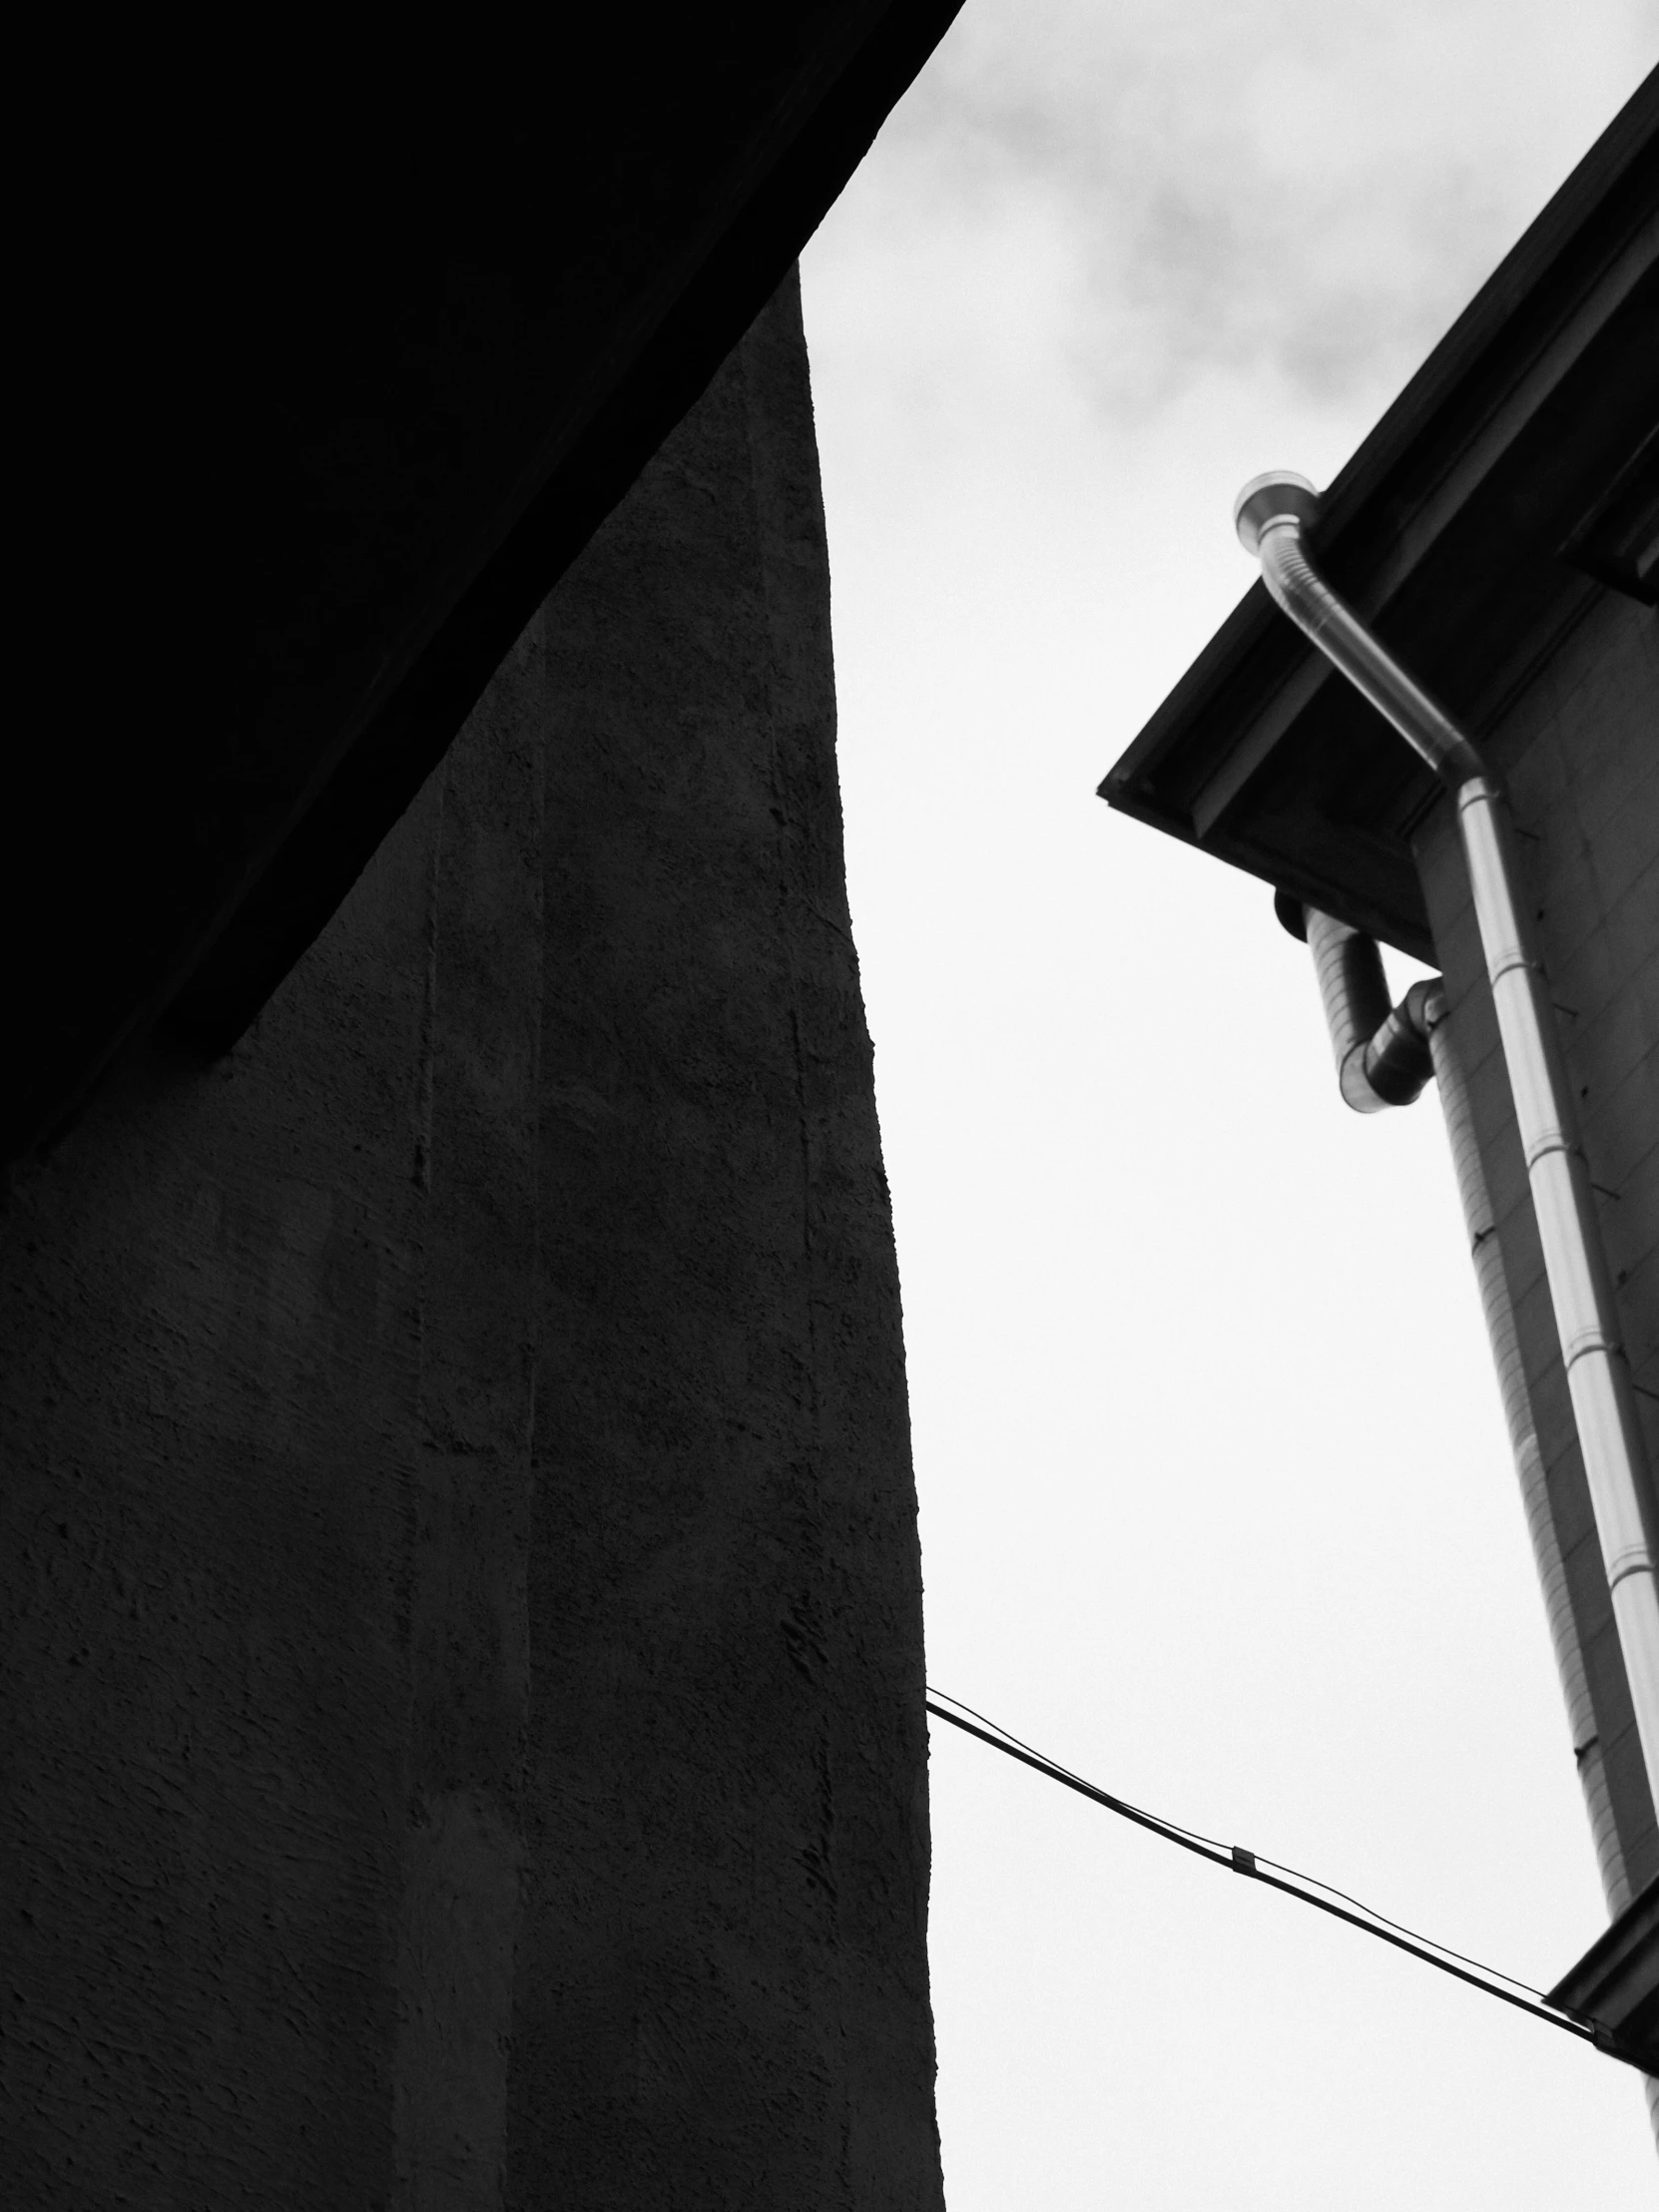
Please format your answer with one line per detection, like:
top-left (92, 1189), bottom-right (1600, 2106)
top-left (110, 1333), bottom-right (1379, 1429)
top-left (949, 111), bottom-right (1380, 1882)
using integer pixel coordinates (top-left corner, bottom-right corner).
top-left (800, 5), bottom-right (1659, 2205)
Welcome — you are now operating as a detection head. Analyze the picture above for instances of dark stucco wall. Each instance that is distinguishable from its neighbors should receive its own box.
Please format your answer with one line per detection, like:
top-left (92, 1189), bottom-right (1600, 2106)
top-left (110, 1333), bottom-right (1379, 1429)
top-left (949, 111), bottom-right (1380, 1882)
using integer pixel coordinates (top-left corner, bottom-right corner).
top-left (0, 273), bottom-right (943, 2211)
top-left (1414, 586), bottom-right (1659, 1905)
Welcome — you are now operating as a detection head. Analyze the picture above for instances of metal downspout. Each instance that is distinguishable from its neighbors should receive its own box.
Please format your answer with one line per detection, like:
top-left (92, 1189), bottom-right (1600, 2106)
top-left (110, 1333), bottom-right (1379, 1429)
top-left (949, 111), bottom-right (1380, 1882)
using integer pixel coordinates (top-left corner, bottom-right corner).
top-left (1424, 989), bottom-right (1633, 1920)
top-left (1289, 893), bottom-right (1634, 1919)
top-left (1235, 470), bottom-right (1659, 1826)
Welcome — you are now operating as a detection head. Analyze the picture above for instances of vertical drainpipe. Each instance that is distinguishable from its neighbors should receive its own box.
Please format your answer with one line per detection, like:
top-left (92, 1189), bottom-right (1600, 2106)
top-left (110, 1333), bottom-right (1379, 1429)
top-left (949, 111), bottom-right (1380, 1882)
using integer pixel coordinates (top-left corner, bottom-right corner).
top-left (1424, 989), bottom-right (1633, 1921)
top-left (1285, 896), bottom-right (1633, 1913)
top-left (1284, 896), bottom-right (1654, 2142)
top-left (1236, 471), bottom-right (1659, 1829)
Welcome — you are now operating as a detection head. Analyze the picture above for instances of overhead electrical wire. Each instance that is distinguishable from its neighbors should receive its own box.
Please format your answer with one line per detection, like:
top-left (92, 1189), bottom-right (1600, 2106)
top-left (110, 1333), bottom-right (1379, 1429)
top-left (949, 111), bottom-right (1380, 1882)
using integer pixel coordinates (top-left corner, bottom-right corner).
top-left (931, 1690), bottom-right (1538, 1991)
top-left (924, 1689), bottom-right (1652, 2074)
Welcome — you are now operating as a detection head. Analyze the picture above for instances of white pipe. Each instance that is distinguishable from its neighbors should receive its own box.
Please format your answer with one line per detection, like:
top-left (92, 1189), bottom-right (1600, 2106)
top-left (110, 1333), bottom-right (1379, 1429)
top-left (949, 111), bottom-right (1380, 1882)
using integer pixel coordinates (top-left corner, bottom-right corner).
top-left (1293, 901), bottom-right (1654, 2132)
top-left (1289, 900), bottom-right (1631, 1910)
top-left (1425, 988), bottom-right (1633, 1920)
top-left (1237, 472), bottom-right (1659, 1822)
top-left (1431, 982), bottom-right (1658, 2148)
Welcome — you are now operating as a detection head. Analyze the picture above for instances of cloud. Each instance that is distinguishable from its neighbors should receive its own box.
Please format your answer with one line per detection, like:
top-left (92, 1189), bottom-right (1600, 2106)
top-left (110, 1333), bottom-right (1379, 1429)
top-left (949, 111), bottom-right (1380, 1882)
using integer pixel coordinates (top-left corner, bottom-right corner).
top-left (831, 0), bottom-right (1658, 416)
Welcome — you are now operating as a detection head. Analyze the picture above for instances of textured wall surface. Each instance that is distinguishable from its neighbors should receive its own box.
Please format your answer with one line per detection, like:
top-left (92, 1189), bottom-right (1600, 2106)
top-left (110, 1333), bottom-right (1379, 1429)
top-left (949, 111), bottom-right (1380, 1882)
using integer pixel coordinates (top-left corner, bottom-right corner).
top-left (0, 273), bottom-right (943, 2210)
top-left (1414, 587), bottom-right (1659, 1903)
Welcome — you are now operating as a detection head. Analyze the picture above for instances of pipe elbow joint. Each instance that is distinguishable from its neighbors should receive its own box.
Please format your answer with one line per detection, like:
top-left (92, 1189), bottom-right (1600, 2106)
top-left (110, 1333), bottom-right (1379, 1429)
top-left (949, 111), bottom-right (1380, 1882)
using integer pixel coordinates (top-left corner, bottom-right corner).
top-left (1361, 994), bottom-right (1435, 1107)
top-left (1338, 1045), bottom-right (1396, 1114)
top-left (1303, 905), bottom-right (1436, 1111)
top-left (1234, 472), bottom-right (1321, 556)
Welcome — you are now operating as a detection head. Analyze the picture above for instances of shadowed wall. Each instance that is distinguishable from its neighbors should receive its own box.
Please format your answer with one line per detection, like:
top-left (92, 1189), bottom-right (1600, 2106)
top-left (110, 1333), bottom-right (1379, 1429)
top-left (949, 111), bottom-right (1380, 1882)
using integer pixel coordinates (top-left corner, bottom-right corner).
top-left (0, 273), bottom-right (943, 2211)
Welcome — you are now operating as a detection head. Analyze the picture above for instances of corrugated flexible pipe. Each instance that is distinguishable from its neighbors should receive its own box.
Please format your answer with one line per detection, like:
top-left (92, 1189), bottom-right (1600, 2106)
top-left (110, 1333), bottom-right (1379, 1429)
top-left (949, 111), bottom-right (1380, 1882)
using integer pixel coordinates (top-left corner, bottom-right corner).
top-left (1301, 905), bottom-right (1436, 1112)
top-left (1282, 893), bottom-right (1632, 1922)
top-left (1237, 470), bottom-right (1659, 1825)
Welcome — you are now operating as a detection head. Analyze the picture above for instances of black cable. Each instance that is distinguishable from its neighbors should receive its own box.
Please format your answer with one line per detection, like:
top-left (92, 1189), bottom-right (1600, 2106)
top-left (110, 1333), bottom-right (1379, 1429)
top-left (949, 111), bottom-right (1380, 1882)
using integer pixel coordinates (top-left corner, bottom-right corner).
top-left (924, 1690), bottom-right (1652, 2074)
top-left (926, 1689), bottom-right (1230, 1857)
top-left (1248, 1851), bottom-right (1546, 1996)
top-left (925, 1695), bottom-right (1235, 1876)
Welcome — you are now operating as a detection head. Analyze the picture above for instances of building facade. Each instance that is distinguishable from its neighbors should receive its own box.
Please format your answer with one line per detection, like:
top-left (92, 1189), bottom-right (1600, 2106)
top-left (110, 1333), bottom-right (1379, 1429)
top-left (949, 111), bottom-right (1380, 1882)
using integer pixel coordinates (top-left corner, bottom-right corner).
top-left (1104, 68), bottom-right (1657, 2129)
top-left (2, 276), bottom-right (945, 2208)
top-left (6, 15), bottom-right (973, 2201)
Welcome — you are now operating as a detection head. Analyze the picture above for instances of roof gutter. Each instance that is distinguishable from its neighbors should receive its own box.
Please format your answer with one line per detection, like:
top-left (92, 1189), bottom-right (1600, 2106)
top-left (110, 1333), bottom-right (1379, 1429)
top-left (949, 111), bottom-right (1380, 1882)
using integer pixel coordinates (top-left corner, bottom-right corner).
top-left (1236, 470), bottom-right (1659, 1824)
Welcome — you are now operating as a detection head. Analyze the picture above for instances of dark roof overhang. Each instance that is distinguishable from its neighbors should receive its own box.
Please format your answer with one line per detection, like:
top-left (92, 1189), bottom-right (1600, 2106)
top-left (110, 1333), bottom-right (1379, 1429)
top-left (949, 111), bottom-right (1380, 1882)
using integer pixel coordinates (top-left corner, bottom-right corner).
top-left (1547, 1874), bottom-right (1659, 2069)
top-left (13, 5), bottom-right (964, 1166)
top-left (1099, 70), bottom-right (1659, 965)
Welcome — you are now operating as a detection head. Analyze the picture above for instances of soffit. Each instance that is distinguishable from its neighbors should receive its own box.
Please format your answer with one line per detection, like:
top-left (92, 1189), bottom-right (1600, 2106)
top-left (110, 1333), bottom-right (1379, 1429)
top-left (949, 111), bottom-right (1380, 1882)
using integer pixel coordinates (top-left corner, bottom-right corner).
top-left (14, 5), bottom-right (965, 1164)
